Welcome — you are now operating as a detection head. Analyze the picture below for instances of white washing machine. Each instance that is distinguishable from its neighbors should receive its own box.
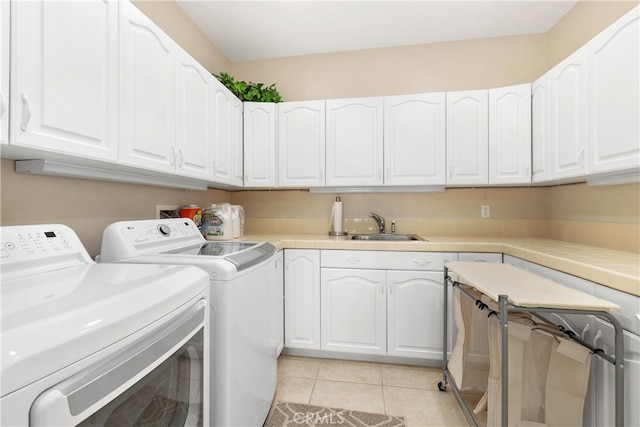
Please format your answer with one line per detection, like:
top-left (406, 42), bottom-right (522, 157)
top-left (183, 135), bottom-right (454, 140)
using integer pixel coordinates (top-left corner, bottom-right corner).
top-left (0, 224), bottom-right (211, 427)
top-left (99, 218), bottom-right (278, 427)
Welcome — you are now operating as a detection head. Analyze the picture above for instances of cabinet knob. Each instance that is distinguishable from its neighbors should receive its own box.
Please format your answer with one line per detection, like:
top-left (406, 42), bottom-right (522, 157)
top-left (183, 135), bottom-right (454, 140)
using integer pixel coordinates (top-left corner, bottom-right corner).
top-left (413, 258), bottom-right (431, 266)
top-left (345, 257), bottom-right (362, 264)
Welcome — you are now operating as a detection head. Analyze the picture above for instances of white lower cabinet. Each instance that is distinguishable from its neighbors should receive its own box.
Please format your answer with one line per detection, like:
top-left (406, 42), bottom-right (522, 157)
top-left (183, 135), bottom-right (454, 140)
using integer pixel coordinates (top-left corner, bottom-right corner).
top-left (320, 250), bottom-right (458, 360)
top-left (592, 319), bottom-right (640, 427)
top-left (502, 255), bottom-right (640, 427)
top-left (284, 250), bottom-right (321, 350)
top-left (387, 270), bottom-right (451, 359)
top-left (270, 251), bottom-right (284, 356)
top-left (321, 268), bottom-right (387, 355)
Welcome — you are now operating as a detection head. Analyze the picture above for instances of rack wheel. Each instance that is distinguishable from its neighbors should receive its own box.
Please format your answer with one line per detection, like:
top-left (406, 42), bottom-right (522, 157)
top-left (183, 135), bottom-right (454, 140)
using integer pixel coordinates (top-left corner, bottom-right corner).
top-left (438, 381), bottom-right (447, 391)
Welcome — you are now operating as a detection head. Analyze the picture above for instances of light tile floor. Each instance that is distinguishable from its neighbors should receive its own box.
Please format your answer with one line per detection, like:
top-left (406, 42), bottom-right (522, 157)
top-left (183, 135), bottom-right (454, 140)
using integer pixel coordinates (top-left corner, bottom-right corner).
top-left (275, 356), bottom-right (471, 426)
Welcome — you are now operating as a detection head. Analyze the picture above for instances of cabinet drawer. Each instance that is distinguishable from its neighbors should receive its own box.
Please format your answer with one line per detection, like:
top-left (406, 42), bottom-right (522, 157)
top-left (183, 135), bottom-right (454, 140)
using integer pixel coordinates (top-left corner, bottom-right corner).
top-left (321, 250), bottom-right (458, 271)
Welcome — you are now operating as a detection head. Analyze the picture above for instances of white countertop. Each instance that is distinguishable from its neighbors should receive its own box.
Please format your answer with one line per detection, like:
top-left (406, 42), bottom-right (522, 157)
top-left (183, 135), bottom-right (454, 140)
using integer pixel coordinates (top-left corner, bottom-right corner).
top-left (236, 234), bottom-right (640, 297)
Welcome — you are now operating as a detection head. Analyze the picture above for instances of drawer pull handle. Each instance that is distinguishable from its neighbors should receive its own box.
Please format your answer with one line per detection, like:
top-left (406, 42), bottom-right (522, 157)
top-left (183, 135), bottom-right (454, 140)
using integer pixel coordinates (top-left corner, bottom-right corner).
top-left (345, 257), bottom-right (362, 264)
top-left (413, 258), bottom-right (431, 266)
top-left (21, 93), bottom-right (32, 132)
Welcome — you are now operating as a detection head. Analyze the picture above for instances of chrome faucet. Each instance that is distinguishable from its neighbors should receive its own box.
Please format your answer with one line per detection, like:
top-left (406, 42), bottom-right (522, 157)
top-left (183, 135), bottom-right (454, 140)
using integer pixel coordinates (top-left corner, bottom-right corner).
top-left (369, 212), bottom-right (385, 234)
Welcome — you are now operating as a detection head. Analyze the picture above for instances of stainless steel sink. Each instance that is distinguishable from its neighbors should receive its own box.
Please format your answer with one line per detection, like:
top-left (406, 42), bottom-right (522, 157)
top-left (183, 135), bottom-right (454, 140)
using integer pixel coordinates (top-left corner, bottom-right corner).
top-left (349, 234), bottom-right (424, 241)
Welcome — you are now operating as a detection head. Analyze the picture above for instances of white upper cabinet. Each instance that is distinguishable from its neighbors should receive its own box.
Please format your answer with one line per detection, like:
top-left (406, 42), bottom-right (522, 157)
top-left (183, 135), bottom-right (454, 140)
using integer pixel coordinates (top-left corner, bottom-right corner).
top-left (211, 79), bottom-right (235, 185)
top-left (1, 0), bottom-right (9, 146)
top-left (175, 47), bottom-right (212, 180)
top-left (587, 6), bottom-right (639, 175)
top-left (531, 72), bottom-right (552, 183)
top-left (326, 97), bottom-right (384, 187)
top-left (119, 0), bottom-right (176, 173)
top-left (231, 98), bottom-right (244, 187)
top-left (446, 89), bottom-right (489, 186)
top-left (549, 46), bottom-right (588, 180)
top-left (244, 102), bottom-right (277, 187)
top-left (10, 0), bottom-right (118, 160)
top-left (384, 93), bottom-right (446, 186)
top-left (489, 83), bottom-right (531, 184)
top-left (278, 100), bottom-right (326, 188)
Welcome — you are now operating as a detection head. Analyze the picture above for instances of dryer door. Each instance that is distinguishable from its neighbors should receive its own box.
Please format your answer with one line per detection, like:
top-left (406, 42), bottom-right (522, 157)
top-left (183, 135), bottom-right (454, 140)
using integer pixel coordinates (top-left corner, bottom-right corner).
top-left (30, 301), bottom-right (207, 427)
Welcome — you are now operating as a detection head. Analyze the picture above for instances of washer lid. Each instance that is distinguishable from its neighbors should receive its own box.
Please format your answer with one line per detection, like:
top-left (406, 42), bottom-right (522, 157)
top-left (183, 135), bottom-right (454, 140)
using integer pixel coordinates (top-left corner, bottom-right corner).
top-left (0, 263), bottom-right (209, 397)
top-left (161, 241), bottom-right (275, 271)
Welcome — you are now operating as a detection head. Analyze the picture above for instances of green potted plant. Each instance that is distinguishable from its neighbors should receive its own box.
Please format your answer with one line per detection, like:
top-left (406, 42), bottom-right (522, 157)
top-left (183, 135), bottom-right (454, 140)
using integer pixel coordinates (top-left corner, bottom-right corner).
top-left (214, 72), bottom-right (282, 103)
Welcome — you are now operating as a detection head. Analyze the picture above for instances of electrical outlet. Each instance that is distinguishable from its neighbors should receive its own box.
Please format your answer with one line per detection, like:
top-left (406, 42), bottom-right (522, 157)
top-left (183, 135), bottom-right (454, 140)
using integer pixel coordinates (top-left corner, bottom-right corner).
top-left (481, 205), bottom-right (490, 218)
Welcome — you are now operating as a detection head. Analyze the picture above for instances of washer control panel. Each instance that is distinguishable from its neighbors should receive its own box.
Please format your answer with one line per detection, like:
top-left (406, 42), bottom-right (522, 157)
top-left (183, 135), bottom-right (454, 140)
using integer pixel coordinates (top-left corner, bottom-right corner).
top-left (100, 218), bottom-right (205, 262)
top-left (0, 224), bottom-right (88, 261)
top-left (119, 219), bottom-right (202, 245)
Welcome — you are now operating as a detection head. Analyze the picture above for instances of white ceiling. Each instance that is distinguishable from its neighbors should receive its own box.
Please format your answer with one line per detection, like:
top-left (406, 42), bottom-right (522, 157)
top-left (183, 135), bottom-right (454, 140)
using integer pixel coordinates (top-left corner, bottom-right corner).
top-left (176, 1), bottom-right (578, 62)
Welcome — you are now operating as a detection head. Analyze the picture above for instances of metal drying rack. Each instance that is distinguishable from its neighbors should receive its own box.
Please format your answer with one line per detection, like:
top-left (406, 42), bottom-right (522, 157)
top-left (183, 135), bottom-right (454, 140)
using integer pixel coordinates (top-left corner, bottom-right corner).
top-left (438, 264), bottom-right (626, 427)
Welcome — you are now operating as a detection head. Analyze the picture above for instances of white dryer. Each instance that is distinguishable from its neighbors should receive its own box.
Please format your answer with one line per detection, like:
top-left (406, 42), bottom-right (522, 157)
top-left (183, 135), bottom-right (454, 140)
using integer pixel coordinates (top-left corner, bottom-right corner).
top-left (99, 218), bottom-right (278, 427)
top-left (0, 224), bottom-right (211, 427)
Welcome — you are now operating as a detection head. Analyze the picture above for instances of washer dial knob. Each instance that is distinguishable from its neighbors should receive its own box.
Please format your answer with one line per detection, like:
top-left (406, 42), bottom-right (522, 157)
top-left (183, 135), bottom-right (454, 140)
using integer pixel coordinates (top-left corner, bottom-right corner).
top-left (158, 224), bottom-right (171, 236)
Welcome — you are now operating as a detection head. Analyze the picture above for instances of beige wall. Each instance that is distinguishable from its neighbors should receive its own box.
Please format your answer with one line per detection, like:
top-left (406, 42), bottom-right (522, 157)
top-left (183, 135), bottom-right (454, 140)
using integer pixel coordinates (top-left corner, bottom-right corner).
top-left (0, 159), bottom-right (230, 257)
top-left (132, 0), bottom-right (232, 74)
top-left (230, 34), bottom-right (548, 101)
top-left (1, 0), bottom-right (638, 255)
top-left (546, 0), bottom-right (638, 69)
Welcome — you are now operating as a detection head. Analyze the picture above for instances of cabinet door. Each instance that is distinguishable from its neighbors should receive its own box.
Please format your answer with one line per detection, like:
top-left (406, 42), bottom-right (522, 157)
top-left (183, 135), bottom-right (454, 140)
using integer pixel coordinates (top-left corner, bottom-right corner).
top-left (278, 100), bottom-right (326, 187)
top-left (211, 79), bottom-right (234, 185)
top-left (550, 47), bottom-right (588, 180)
top-left (532, 72), bottom-right (552, 183)
top-left (587, 6), bottom-right (640, 174)
top-left (446, 90), bottom-right (489, 186)
top-left (11, 0), bottom-right (118, 160)
top-left (326, 97), bottom-right (383, 186)
top-left (321, 268), bottom-right (386, 355)
top-left (384, 93), bottom-right (446, 186)
top-left (119, 1), bottom-right (176, 173)
top-left (592, 318), bottom-right (640, 427)
top-left (244, 102), bottom-right (277, 187)
top-left (270, 251), bottom-right (285, 357)
top-left (1, 0), bottom-right (9, 146)
top-left (489, 83), bottom-right (531, 184)
top-left (175, 47), bottom-right (211, 180)
top-left (387, 271), bottom-right (452, 360)
top-left (284, 250), bottom-right (320, 350)
top-left (231, 97), bottom-right (244, 187)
